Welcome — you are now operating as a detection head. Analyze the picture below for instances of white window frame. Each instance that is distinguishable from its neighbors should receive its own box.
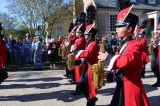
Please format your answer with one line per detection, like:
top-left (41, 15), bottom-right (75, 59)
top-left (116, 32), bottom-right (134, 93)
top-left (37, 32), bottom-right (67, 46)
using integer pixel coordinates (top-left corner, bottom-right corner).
top-left (148, 0), bottom-right (156, 4)
top-left (109, 14), bottom-right (117, 32)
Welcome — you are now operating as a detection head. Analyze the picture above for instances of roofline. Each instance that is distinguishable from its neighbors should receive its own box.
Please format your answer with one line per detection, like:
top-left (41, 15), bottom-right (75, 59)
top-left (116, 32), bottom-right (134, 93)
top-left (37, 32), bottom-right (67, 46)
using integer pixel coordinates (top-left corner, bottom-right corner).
top-left (96, 6), bottom-right (160, 11)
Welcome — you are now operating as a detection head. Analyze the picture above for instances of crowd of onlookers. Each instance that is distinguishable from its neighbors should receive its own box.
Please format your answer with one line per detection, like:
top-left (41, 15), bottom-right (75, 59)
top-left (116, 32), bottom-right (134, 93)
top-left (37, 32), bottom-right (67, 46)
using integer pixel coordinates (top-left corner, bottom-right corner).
top-left (4, 33), bottom-right (34, 67)
top-left (2, 29), bottom-right (157, 71)
top-left (3, 30), bottom-right (63, 70)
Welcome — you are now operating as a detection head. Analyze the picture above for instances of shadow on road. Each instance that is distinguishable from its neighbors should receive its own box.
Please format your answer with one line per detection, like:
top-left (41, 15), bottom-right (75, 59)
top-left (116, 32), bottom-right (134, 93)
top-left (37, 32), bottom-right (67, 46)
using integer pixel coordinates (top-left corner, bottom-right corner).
top-left (0, 82), bottom-right (61, 89)
top-left (0, 76), bottom-right (66, 90)
top-left (143, 84), bottom-right (158, 93)
top-left (144, 75), bottom-right (156, 78)
top-left (6, 61), bottom-right (66, 72)
top-left (149, 95), bottom-right (160, 106)
top-left (98, 87), bottom-right (114, 96)
top-left (5, 77), bottom-right (64, 82)
top-left (0, 90), bottom-right (84, 102)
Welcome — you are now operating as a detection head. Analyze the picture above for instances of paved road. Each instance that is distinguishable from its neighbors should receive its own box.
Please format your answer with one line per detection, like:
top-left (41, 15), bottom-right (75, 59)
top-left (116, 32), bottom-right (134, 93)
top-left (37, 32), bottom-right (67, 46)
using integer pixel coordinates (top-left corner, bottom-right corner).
top-left (0, 63), bottom-right (159, 106)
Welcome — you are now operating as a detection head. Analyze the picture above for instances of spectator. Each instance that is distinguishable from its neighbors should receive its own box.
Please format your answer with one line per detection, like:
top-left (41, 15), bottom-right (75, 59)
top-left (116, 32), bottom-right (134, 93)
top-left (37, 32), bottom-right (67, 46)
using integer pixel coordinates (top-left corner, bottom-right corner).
top-left (25, 33), bottom-right (32, 46)
top-left (45, 31), bottom-right (51, 48)
top-left (9, 34), bottom-right (16, 63)
top-left (47, 38), bottom-right (57, 69)
top-left (33, 36), bottom-right (43, 70)
top-left (22, 39), bottom-right (31, 65)
top-left (56, 36), bottom-right (63, 48)
top-left (148, 39), bottom-right (154, 55)
top-left (5, 35), bottom-right (11, 63)
top-left (35, 26), bottom-right (43, 42)
top-left (151, 33), bottom-right (160, 87)
top-left (110, 33), bottom-right (118, 53)
top-left (25, 33), bottom-right (32, 62)
top-left (13, 39), bottom-right (21, 68)
top-left (31, 37), bottom-right (36, 63)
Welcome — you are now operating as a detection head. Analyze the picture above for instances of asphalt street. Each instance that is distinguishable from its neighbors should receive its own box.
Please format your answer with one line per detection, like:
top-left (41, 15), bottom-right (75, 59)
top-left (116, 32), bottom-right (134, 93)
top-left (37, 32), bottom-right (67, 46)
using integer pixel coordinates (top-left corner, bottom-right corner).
top-left (0, 63), bottom-right (159, 106)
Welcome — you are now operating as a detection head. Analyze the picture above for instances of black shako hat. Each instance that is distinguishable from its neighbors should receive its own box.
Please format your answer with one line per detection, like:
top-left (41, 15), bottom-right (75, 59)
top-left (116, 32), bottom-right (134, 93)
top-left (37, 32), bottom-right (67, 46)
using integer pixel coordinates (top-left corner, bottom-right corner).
top-left (76, 23), bottom-right (85, 33)
top-left (84, 24), bottom-right (98, 37)
top-left (77, 11), bottom-right (86, 25)
top-left (115, 1), bottom-right (139, 32)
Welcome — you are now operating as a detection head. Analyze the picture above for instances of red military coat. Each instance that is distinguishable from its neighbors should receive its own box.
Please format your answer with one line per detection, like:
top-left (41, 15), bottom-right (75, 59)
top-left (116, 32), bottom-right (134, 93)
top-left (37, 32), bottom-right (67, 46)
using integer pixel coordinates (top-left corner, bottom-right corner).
top-left (108, 40), bottom-right (150, 106)
top-left (74, 38), bottom-right (86, 83)
top-left (139, 37), bottom-right (150, 67)
top-left (0, 40), bottom-right (7, 70)
top-left (56, 38), bottom-right (63, 48)
top-left (75, 38), bottom-right (86, 50)
top-left (76, 40), bottom-right (99, 99)
top-left (69, 36), bottom-right (77, 45)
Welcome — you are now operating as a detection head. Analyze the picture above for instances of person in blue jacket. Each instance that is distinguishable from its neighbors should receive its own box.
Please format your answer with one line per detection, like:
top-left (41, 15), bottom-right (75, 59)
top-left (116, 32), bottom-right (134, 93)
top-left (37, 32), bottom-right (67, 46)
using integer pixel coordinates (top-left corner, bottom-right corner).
top-left (33, 36), bottom-right (43, 70)
top-left (13, 39), bottom-right (22, 68)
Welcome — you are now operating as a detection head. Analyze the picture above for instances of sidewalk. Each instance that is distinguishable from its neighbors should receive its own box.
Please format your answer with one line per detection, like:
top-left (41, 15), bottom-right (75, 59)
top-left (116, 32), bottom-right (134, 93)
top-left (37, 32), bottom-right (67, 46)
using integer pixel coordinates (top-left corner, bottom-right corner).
top-left (0, 63), bottom-right (159, 106)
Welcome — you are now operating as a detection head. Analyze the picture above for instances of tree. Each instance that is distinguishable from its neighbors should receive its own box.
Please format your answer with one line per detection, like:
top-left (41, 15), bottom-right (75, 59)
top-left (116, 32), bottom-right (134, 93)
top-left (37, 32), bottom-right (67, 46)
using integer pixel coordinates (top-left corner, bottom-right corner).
top-left (15, 24), bottom-right (28, 39)
top-left (0, 12), bottom-right (18, 34)
top-left (67, 0), bottom-right (84, 18)
top-left (7, 0), bottom-right (64, 34)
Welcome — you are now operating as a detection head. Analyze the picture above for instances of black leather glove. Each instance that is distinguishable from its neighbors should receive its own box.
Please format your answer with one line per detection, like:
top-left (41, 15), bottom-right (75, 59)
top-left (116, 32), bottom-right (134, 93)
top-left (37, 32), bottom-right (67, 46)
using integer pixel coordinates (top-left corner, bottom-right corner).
top-left (74, 59), bottom-right (82, 66)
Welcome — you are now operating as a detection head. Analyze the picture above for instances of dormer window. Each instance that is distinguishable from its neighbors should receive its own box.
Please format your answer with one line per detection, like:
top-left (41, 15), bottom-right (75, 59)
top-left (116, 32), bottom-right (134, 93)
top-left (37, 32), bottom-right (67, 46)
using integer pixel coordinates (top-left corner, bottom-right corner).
top-left (148, 0), bottom-right (156, 4)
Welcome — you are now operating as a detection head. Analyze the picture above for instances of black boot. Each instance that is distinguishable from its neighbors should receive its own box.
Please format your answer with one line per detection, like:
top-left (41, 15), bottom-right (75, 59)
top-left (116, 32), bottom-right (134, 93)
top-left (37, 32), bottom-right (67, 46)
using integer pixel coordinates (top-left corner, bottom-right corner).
top-left (0, 70), bottom-right (8, 84)
top-left (141, 68), bottom-right (145, 78)
top-left (87, 97), bottom-right (98, 106)
top-left (71, 83), bottom-right (81, 96)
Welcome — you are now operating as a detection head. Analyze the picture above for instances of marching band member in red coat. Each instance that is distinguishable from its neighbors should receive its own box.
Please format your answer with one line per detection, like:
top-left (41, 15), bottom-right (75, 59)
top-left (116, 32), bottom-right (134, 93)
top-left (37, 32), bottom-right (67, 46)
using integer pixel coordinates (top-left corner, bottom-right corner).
top-left (0, 35), bottom-right (6, 70)
top-left (69, 26), bottom-right (77, 45)
top-left (75, 23), bottom-right (99, 106)
top-left (73, 12), bottom-right (86, 84)
top-left (136, 28), bottom-right (150, 78)
top-left (66, 25), bottom-right (77, 83)
top-left (63, 22), bottom-right (74, 78)
top-left (0, 34), bottom-right (8, 84)
top-left (71, 21), bottom-right (87, 95)
top-left (98, 2), bottom-right (150, 106)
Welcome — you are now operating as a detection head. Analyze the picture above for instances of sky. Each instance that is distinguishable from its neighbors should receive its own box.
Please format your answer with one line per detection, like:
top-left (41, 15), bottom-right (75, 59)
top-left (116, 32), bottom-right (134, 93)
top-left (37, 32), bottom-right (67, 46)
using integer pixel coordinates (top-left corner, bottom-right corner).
top-left (0, 0), bottom-right (69, 13)
top-left (64, 0), bottom-right (70, 3)
top-left (0, 0), bottom-right (10, 13)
